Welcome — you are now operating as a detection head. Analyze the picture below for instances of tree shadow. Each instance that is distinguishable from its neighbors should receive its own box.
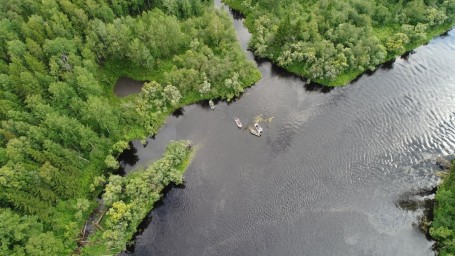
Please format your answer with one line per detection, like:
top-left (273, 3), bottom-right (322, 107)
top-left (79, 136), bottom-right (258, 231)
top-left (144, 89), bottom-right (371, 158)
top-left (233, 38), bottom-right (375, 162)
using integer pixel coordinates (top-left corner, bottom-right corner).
top-left (172, 108), bottom-right (184, 117)
top-left (114, 142), bottom-right (139, 176)
top-left (401, 50), bottom-right (416, 61)
top-left (381, 59), bottom-right (396, 70)
top-left (395, 186), bottom-right (437, 241)
top-left (229, 8), bottom-right (246, 20)
top-left (269, 62), bottom-right (334, 93)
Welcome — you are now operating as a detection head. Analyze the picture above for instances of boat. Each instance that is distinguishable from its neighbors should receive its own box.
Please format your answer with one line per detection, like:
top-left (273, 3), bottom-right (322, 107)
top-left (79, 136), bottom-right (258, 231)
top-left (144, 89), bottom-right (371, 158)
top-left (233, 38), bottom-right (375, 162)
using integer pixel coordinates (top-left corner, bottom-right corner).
top-left (249, 126), bottom-right (261, 136)
top-left (234, 118), bottom-right (242, 128)
top-left (209, 100), bottom-right (215, 110)
top-left (254, 123), bottom-right (263, 132)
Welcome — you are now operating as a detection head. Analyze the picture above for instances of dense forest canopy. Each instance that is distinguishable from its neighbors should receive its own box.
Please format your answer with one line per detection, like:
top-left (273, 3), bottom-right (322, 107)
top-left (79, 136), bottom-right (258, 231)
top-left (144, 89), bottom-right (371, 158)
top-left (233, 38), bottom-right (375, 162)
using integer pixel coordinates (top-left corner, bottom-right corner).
top-left (0, 0), bottom-right (259, 255)
top-left (224, 0), bottom-right (455, 85)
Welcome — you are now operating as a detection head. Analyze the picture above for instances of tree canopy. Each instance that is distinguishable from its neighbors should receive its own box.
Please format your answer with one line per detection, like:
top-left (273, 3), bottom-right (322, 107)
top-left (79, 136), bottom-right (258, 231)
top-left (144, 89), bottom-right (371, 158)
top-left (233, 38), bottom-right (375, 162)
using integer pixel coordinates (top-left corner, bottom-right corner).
top-left (0, 0), bottom-right (259, 255)
top-left (224, 0), bottom-right (455, 85)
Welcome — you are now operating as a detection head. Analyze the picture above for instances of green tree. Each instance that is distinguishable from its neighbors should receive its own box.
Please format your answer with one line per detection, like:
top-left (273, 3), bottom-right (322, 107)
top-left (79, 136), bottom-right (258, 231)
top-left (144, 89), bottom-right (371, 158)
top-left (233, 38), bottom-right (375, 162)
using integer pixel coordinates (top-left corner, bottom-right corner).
top-left (25, 232), bottom-right (66, 256)
top-left (163, 84), bottom-right (181, 107)
top-left (386, 33), bottom-right (409, 56)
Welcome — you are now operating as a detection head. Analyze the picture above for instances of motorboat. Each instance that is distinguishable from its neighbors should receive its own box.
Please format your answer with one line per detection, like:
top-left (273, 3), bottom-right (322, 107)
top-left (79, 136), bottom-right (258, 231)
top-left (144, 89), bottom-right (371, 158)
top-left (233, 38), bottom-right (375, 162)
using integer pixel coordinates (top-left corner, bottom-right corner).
top-left (254, 123), bottom-right (263, 132)
top-left (249, 126), bottom-right (261, 136)
top-left (234, 118), bottom-right (242, 128)
top-left (209, 100), bottom-right (215, 110)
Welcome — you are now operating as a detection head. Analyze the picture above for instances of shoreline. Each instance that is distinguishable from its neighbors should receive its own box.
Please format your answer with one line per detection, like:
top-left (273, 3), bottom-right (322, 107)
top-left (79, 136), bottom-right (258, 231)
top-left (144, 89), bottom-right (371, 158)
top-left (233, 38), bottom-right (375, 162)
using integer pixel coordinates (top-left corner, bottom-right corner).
top-left (79, 141), bottom-right (196, 255)
top-left (429, 156), bottom-right (455, 254)
top-left (73, 6), bottom-right (261, 255)
top-left (222, 1), bottom-right (455, 87)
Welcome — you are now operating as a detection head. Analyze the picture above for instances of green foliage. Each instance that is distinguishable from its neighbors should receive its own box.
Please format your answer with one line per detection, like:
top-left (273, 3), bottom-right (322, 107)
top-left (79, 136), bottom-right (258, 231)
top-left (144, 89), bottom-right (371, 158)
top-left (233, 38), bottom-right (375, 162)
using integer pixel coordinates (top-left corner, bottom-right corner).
top-left (81, 140), bottom-right (193, 255)
top-left (0, 0), bottom-right (260, 255)
top-left (224, 0), bottom-right (455, 86)
top-left (386, 33), bottom-right (410, 55)
top-left (431, 163), bottom-right (455, 255)
top-left (0, 208), bottom-right (68, 255)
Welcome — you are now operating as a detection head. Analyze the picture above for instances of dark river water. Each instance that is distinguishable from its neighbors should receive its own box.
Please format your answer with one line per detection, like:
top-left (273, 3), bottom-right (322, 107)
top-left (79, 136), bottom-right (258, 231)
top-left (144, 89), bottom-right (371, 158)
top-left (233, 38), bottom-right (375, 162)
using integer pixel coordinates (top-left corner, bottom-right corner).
top-left (115, 3), bottom-right (455, 255)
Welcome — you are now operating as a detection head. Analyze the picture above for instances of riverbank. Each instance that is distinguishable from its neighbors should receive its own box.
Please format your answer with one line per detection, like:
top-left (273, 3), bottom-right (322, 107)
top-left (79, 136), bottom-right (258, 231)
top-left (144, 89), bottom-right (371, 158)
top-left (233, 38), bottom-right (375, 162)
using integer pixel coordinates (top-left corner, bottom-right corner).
top-left (223, 0), bottom-right (455, 86)
top-left (80, 141), bottom-right (194, 255)
top-left (430, 158), bottom-right (455, 254)
top-left (86, 6), bottom-right (260, 254)
top-left (77, 7), bottom-right (260, 255)
top-left (96, 5), bottom-right (261, 141)
top-left (119, 3), bottom-right (455, 252)
top-left (0, 2), bottom-right (260, 255)
top-left (100, 46), bottom-right (260, 140)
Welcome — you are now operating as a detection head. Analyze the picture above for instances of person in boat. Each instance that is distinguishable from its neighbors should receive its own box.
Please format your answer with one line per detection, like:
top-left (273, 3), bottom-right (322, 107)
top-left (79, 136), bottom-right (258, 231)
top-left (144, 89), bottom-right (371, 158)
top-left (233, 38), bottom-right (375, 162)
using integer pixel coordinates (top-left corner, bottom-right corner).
top-left (254, 123), bottom-right (263, 132)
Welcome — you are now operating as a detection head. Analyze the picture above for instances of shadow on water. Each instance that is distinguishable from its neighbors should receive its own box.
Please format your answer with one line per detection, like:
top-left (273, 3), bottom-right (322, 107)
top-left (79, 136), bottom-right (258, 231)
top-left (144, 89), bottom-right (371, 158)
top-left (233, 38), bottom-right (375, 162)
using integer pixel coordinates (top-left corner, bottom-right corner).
top-left (197, 97), bottom-right (243, 110)
top-left (253, 56), bottom-right (270, 66)
top-left (198, 99), bottom-right (217, 110)
top-left (114, 142), bottom-right (139, 176)
top-left (304, 82), bottom-right (334, 93)
top-left (122, 183), bottom-right (186, 255)
top-left (380, 59), bottom-right (396, 70)
top-left (395, 186), bottom-right (438, 240)
top-left (228, 7), bottom-right (246, 20)
top-left (269, 63), bottom-right (298, 78)
top-left (440, 30), bottom-right (450, 38)
top-left (265, 61), bottom-right (334, 93)
top-left (172, 108), bottom-right (185, 117)
top-left (401, 50), bottom-right (417, 61)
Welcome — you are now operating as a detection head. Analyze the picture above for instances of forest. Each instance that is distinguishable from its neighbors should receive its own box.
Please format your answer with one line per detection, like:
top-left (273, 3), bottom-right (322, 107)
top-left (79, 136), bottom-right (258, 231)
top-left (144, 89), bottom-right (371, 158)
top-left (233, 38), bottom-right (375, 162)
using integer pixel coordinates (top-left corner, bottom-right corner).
top-left (0, 0), bottom-right (259, 255)
top-left (224, 0), bottom-right (455, 85)
top-left (81, 140), bottom-right (193, 255)
top-left (431, 162), bottom-right (455, 255)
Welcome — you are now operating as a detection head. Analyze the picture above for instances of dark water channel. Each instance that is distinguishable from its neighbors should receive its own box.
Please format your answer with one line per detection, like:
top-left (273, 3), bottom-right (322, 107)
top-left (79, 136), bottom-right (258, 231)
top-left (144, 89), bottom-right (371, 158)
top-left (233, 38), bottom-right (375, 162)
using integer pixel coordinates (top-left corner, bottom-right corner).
top-left (115, 3), bottom-right (455, 255)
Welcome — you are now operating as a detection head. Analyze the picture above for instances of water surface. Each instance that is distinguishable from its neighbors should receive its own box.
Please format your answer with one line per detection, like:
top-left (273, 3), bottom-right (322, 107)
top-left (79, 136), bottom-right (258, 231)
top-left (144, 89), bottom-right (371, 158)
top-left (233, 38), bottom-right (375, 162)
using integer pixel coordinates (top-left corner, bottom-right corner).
top-left (114, 77), bottom-right (144, 97)
top-left (119, 4), bottom-right (455, 256)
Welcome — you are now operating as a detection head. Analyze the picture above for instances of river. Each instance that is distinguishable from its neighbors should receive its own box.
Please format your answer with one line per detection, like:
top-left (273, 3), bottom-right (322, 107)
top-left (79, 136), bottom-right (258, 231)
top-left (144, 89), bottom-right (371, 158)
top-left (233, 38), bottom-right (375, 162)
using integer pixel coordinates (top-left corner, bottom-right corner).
top-left (114, 2), bottom-right (455, 255)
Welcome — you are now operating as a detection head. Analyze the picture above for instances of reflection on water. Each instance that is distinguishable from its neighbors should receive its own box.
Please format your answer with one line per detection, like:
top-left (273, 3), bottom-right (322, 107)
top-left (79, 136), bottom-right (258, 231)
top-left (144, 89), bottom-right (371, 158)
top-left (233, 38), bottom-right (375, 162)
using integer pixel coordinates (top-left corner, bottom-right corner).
top-left (116, 2), bottom-right (455, 255)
